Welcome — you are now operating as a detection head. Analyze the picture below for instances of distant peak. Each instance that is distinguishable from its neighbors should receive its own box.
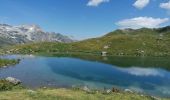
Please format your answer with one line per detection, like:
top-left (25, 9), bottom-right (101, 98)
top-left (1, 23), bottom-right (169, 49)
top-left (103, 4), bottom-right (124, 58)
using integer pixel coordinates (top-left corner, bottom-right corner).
top-left (19, 24), bottom-right (40, 28)
top-left (0, 23), bottom-right (74, 43)
top-left (16, 24), bottom-right (42, 32)
top-left (120, 28), bottom-right (135, 32)
top-left (0, 24), bottom-right (12, 27)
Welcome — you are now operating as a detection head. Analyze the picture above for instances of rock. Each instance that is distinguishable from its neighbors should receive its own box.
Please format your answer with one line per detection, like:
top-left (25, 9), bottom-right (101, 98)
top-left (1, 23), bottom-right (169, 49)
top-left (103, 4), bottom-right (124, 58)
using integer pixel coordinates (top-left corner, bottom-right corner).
top-left (27, 90), bottom-right (36, 94)
top-left (3, 66), bottom-right (7, 68)
top-left (82, 86), bottom-right (90, 92)
top-left (101, 51), bottom-right (107, 56)
top-left (106, 89), bottom-right (112, 94)
top-left (5, 77), bottom-right (21, 85)
top-left (124, 89), bottom-right (133, 93)
top-left (102, 89), bottom-right (112, 94)
top-left (112, 87), bottom-right (120, 93)
top-left (104, 45), bottom-right (109, 49)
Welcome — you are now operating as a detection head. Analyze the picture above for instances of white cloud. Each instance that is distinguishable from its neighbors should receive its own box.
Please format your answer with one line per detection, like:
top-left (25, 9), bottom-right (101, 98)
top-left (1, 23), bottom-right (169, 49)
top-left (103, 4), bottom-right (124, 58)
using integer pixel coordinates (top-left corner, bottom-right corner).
top-left (87, 0), bottom-right (109, 7)
top-left (116, 17), bottom-right (169, 29)
top-left (160, 1), bottom-right (170, 10)
top-left (133, 0), bottom-right (150, 9)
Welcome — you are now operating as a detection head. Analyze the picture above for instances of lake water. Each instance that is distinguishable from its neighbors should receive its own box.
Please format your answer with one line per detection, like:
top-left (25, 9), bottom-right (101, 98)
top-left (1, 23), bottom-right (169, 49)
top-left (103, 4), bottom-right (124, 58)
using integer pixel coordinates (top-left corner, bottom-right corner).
top-left (0, 55), bottom-right (170, 98)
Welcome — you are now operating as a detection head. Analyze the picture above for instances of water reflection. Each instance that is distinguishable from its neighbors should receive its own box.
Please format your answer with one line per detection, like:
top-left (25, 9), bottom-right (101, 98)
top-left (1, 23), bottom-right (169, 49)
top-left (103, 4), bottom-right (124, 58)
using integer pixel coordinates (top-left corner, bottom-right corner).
top-left (117, 67), bottom-right (165, 77)
top-left (0, 55), bottom-right (170, 97)
top-left (44, 53), bottom-right (170, 70)
top-left (46, 57), bottom-right (170, 97)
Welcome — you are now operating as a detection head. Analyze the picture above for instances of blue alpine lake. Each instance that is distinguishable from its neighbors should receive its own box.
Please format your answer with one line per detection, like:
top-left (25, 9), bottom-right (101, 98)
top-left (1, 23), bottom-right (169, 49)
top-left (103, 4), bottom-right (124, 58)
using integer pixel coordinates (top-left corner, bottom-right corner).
top-left (0, 55), bottom-right (170, 98)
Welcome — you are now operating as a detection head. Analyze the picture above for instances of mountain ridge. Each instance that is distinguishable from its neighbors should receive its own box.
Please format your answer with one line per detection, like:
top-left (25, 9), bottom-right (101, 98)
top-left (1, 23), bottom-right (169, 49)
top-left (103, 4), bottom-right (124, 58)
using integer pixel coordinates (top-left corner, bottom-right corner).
top-left (2, 25), bottom-right (170, 57)
top-left (0, 24), bottom-right (74, 47)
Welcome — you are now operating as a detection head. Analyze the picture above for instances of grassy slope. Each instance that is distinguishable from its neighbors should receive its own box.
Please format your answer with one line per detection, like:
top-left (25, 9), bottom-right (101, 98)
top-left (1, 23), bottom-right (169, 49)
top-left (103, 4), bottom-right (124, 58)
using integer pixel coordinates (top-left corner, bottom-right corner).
top-left (71, 28), bottom-right (170, 56)
top-left (0, 88), bottom-right (167, 100)
top-left (4, 27), bottom-right (170, 57)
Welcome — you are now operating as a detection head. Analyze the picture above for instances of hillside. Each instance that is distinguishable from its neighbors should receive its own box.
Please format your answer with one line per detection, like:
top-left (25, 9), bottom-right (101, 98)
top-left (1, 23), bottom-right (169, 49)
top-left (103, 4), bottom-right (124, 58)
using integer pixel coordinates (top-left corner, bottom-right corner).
top-left (0, 24), bottom-right (73, 47)
top-left (4, 26), bottom-right (170, 57)
top-left (71, 26), bottom-right (170, 56)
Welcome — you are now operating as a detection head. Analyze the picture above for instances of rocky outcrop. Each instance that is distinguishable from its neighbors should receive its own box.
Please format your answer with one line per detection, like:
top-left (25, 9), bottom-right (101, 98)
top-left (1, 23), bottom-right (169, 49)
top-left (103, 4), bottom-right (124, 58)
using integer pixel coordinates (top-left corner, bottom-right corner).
top-left (5, 77), bottom-right (21, 85)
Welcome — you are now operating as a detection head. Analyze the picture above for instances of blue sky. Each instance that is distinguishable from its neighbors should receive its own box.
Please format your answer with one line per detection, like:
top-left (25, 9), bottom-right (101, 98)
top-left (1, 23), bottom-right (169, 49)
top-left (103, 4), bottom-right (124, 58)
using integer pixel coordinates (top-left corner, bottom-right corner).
top-left (0, 0), bottom-right (170, 39)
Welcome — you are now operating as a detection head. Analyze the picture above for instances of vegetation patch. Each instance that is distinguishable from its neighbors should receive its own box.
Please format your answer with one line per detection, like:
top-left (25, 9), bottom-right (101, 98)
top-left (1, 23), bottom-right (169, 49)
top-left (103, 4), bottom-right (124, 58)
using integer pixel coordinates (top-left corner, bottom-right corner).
top-left (0, 79), bottom-right (22, 91)
top-left (0, 59), bottom-right (20, 68)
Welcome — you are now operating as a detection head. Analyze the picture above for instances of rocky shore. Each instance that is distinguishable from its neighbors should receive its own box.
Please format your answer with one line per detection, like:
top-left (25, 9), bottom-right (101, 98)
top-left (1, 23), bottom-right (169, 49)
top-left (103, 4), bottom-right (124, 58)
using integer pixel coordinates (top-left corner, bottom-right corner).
top-left (0, 77), bottom-right (165, 100)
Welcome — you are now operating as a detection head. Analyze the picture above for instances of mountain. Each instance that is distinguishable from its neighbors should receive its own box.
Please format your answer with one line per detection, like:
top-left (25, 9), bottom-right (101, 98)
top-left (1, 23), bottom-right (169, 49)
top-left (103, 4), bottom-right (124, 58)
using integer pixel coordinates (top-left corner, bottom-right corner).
top-left (4, 26), bottom-right (170, 57)
top-left (0, 24), bottom-right (74, 47)
top-left (73, 26), bottom-right (170, 56)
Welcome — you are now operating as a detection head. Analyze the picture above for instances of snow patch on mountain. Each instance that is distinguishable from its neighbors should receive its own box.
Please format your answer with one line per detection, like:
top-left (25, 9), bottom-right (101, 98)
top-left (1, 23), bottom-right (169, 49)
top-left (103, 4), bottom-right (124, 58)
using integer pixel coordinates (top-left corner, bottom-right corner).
top-left (0, 24), bottom-right (74, 44)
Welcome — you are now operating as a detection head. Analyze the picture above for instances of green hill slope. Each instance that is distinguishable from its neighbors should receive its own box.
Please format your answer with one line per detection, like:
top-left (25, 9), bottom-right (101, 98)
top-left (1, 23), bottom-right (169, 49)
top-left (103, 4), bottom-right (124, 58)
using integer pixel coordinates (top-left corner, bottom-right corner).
top-left (4, 26), bottom-right (170, 57)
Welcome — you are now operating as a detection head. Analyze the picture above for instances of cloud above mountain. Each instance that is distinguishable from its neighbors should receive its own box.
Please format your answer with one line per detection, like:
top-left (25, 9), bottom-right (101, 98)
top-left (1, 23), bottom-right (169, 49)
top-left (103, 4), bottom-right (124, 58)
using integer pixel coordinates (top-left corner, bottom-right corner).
top-left (87, 0), bottom-right (110, 7)
top-left (133, 0), bottom-right (150, 9)
top-left (116, 17), bottom-right (169, 29)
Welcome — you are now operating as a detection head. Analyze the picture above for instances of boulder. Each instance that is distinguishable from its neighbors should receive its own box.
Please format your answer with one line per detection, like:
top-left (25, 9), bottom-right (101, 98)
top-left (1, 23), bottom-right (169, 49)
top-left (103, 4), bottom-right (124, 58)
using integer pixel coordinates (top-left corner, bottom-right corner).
top-left (5, 77), bottom-right (21, 85)
top-left (112, 87), bottom-right (120, 93)
top-left (2, 66), bottom-right (7, 68)
top-left (101, 51), bottom-right (107, 56)
top-left (106, 89), bottom-right (112, 94)
top-left (82, 86), bottom-right (90, 92)
top-left (124, 89), bottom-right (133, 93)
top-left (104, 45), bottom-right (109, 49)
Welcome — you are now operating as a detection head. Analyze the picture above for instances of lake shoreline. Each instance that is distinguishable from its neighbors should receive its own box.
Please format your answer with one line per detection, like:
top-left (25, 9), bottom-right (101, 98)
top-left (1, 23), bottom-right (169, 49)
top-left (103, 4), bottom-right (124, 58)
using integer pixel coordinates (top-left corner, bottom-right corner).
top-left (0, 78), bottom-right (166, 100)
top-left (3, 51), bottom-right (170, 58)
top-left (0, 59), bottom-right (20, 68)
top-left (0, 55), bottom-right (170, 98)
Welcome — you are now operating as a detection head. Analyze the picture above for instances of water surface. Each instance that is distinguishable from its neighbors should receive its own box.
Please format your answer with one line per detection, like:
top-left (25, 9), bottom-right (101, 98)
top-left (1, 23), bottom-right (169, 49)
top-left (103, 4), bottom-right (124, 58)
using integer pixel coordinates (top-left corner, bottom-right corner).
top-left (0, 55), bottom-right (170, 98)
